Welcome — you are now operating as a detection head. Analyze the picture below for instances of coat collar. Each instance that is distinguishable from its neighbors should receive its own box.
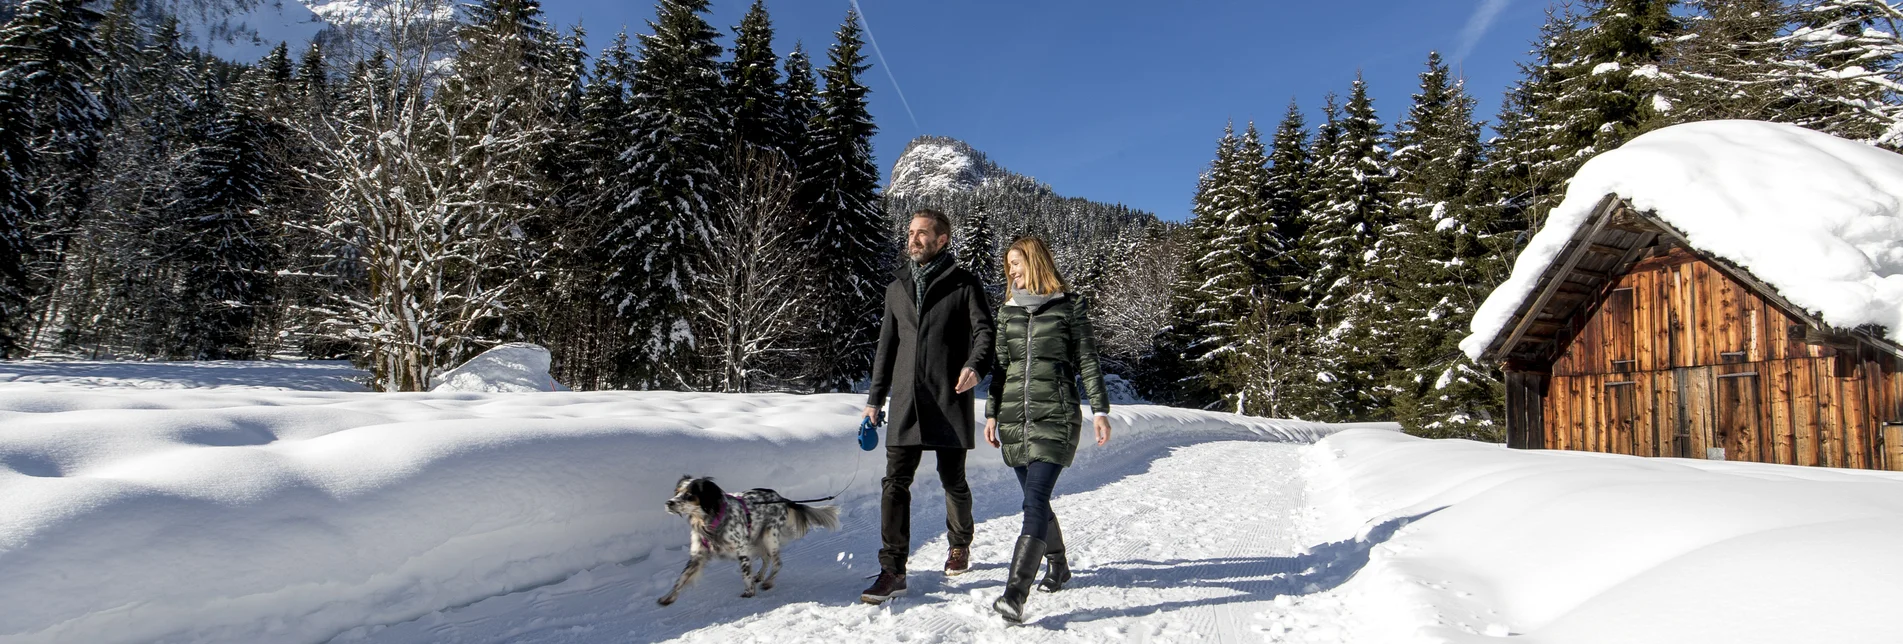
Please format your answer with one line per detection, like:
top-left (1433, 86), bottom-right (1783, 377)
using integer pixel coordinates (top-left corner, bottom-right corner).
top-left (1005, 291), bottom-right (1069, 314)
top-left (900, 254), bottom-right (962, 306)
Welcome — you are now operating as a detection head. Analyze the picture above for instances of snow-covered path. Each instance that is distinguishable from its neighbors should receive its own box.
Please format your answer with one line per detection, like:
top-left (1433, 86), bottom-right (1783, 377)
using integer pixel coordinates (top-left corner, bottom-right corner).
top-left (334, 441), bottom-right (1344, 643)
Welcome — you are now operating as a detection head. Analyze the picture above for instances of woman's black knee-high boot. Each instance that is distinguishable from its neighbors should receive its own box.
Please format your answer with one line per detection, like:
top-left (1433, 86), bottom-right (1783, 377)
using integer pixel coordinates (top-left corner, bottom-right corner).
top-left (993, 535), bottom-right (1047, 623)
top-left (1039, 518), bottom-right (1070, 592)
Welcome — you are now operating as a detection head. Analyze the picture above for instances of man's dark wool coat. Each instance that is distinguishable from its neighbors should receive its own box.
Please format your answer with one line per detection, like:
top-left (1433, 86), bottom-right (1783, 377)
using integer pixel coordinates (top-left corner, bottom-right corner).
top-left (867, 260), bottom-right (995, 449)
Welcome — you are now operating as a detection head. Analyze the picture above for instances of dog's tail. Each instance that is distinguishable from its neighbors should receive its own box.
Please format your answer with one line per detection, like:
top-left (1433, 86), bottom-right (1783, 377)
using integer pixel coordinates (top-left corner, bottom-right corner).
top-left (783, 501), bottom-right (841, 539)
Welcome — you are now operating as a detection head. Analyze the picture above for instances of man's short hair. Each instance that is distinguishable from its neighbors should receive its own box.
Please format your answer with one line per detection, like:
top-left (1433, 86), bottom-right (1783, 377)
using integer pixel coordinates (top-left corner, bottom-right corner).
top-left (911, 208), bottom-right (952, 237)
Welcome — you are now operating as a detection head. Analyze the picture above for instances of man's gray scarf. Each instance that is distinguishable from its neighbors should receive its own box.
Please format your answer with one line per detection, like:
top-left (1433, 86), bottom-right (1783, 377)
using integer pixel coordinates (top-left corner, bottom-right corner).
top-left (913, 250), bottom-right (955, 311)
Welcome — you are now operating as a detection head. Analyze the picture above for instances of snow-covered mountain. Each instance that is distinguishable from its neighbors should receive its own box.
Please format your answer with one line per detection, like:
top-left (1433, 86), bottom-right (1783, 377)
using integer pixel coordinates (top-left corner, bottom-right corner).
top-left (886, 136), bottom-right (1028, 199)
top-left (160, 0), bottom-right (329, 62)
top-left (148, 0), bottom-right (454, 64)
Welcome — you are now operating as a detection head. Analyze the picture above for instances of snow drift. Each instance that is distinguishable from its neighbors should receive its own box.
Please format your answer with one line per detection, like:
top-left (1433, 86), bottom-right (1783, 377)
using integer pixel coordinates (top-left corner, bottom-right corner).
top-left (0, 381), bottom-right (1333, 644)
top-left (1308, 429), bottom-right (1903, 643)
top-left (1465, 120), bottom-right (1903, 359)
top-left (429, 342), bottom-right (568, 392)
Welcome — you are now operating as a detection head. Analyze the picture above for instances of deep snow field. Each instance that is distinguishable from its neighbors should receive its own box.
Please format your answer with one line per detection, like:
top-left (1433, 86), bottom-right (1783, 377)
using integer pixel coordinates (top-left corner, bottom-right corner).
top-left (2, 360), bottom-right (1901, 643)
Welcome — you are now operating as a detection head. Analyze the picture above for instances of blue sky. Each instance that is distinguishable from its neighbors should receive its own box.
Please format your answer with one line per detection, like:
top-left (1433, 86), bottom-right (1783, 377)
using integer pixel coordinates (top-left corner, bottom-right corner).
top-left (541, 0), bottom-right (1553, 222)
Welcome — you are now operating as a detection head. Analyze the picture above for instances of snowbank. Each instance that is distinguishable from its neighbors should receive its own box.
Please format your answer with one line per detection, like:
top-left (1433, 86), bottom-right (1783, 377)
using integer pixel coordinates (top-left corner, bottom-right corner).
top-left (430, 343), bottom-right (568, 392)
top-left (1307, 429), bottom-right (1903, 643)
top-left (1464, 120), bottom-right (1903, 359)
top-left (0, 384), bottom-right (1336, 644)
top-left (0, 359), bottom-right (367, 391)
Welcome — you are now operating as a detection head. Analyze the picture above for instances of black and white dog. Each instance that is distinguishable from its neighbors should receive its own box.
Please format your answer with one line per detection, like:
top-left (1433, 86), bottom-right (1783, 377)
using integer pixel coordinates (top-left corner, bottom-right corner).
top-left (658, 475), bottom-right (841, 606)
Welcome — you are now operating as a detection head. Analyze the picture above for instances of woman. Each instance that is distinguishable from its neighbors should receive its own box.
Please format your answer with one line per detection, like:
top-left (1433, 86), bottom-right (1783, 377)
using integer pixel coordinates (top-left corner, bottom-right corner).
top-left (983, 236), bottom-right (1112, 624)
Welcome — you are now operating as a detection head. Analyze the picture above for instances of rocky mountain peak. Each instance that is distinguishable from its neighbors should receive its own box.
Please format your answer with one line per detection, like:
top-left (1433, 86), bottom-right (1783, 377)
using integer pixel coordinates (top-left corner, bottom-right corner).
top-left (885, 135), bottom-right (1009, 199)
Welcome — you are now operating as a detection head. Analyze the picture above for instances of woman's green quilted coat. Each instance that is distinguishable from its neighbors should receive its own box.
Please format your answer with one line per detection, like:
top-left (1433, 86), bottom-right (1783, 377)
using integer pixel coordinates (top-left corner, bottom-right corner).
top-left (986, 293), bottom-right (1110, 467)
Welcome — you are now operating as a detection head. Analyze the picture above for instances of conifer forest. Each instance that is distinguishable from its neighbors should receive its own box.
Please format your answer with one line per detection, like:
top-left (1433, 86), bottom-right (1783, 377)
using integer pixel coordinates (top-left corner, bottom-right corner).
top-left (2, 0), bottom-right (1901, 440)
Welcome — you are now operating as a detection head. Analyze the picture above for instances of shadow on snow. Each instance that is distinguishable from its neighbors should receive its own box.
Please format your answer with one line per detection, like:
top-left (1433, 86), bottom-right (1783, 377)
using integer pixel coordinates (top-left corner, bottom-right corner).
top-left (1020, 508), bottom-right (1442, 630)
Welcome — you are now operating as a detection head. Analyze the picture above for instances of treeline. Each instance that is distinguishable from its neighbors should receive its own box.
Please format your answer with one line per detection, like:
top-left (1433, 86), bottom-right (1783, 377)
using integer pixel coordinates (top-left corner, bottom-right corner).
top-left (0, 0), bottom-right (893, 393)
top-left (1156, 0), bottom-right (1903, 439)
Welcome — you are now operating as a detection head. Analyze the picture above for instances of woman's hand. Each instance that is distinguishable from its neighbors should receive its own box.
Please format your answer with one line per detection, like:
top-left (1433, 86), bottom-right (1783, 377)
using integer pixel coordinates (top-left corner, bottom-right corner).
top-left (984, 418), bottom-right (1000, 448)
top-left (1093, 415), bottom-right (1112, 446)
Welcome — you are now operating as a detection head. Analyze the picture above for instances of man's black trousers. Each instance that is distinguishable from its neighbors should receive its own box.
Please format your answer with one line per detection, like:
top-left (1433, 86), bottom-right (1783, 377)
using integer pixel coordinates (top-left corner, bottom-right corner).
top-left (879, 445), bottom-right (974, 575)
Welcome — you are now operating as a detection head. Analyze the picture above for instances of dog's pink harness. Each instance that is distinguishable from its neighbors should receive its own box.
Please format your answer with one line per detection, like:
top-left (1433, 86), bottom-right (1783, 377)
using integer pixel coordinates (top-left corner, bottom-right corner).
top-left (699, 494), bottom-right (754, 551)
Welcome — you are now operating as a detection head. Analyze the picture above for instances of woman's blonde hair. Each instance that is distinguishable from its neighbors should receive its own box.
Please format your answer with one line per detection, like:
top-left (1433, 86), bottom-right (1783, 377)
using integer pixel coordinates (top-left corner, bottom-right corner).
top-left (1005, 236), bottom-right (1067, 295)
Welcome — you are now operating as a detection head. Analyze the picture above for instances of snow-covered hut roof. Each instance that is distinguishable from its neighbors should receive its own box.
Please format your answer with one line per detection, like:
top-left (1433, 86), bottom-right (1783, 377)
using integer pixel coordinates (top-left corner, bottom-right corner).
top-left (1464, 120), bottom-right (1903, 362)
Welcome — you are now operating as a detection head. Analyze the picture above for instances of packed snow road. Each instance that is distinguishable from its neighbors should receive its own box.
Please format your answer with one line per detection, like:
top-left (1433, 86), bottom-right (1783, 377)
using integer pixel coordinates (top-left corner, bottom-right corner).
top-left (332, 441), bottom-right (1346, 643)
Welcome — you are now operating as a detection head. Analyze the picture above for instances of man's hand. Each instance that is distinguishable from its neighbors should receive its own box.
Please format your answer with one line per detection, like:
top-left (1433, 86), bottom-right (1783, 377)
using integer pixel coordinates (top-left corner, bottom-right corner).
top-left (1093, 415), bottom-right (1112, 446)
top-left (984, 418), bottom-right (1000, 448)
top-left (863, 406), bottom-right (882, 424)
top-left (954, 367), bottom-right (979, 393)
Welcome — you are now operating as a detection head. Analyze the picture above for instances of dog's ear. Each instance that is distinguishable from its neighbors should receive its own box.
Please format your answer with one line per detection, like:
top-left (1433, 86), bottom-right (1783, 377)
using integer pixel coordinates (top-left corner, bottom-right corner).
top-left (675, 475), bottom-right (693, 492)
top-left (689, 478), bottom-right (724, 518)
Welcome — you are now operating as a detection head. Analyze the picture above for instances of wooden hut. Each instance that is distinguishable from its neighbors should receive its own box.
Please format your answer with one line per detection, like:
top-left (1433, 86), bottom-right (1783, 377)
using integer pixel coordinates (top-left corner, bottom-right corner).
top-left (1471, 194), bottom-right (1903, 471)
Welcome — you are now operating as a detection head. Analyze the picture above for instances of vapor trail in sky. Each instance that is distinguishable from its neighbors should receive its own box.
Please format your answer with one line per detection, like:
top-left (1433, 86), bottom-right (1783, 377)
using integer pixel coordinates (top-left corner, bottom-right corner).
top-left (1452, 0), bottom-right (1511, 64)
top-left (848, 0), bottom-right (920, 131)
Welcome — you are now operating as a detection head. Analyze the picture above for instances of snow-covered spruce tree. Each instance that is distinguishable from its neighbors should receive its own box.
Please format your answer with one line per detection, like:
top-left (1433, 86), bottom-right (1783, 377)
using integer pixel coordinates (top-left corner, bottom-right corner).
top-left (1484, 1), bottom-right (1679, 232)
top-left (0, 89), bottom-right (29, 355)
top-left (1236, 99), bottom-right (1326, 418)
top-left (797, 11), bottom-right (891, 392)
top-left (515, 26), bottom-right (592, 380)
top-left (296, 42), bottom-right (333, 114)
top-left (953, 205), bottom-right (1000, 296)
top-left (697, 144), bottom-right (815, 392)
top-left (724, 0), bottom-right (783, 154)
top-left (11, 0), bottom-right (130, 356)
top-left (240, 44), bottom-right (317, 358)
top-left (1265, 100), bottom-right (1311, 283)
top-left (540, 31), bottom-right (632, 390)
top-left (779, 43), bottom-right (817, 166)
top-left (1158, 121), bottom-right (1278, 409)
top-left (1655, 0), bottom-right (1796, 125)
top-left (1374, 52), bottom-right (1505, 440)
top-left (0, 0), bottom-right (106, 353)
top-left (267, 41), bottom-right (354, 359)
top-left (1302, 75), bottom-right (1395, 422)
top-left (1776, 0), bottom-right (1903, 144)
top-left (1153, 124), bottom-right (1242, 409)
top-left (603, 0), bottom-right (726, 389)
top-left (168, 70), bottom-right (277, 360)
top-left (1202, 122), bottom-right (1289, 415)
top-left (88, 16), bottom-right (197, 358)
top-left (1294, 92), bottom-right (1342, 291)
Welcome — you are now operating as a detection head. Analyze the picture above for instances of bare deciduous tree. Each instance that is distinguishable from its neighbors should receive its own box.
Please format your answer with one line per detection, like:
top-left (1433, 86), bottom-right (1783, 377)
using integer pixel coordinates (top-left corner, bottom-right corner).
top-left (295, 0), bottom-right (553, 391)
top-left (694, 144), bottom-right (816, 393)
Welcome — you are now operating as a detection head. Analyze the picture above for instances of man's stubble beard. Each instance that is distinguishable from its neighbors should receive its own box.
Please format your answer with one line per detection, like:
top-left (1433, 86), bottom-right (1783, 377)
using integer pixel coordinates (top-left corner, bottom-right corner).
top-left (908, 240), bottom-right (944, 264)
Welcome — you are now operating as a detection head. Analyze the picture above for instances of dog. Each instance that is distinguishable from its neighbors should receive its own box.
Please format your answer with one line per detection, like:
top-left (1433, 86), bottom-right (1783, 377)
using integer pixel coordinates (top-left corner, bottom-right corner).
top-left (658, 475), bottom-right (841, 606)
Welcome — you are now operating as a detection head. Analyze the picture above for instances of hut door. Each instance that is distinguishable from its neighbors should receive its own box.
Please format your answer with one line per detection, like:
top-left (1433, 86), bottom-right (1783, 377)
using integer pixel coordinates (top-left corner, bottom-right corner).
top-left (1715, 371), bottom-right (1761, 462)
top-left (1674, 366), bottom-right (1714, 459)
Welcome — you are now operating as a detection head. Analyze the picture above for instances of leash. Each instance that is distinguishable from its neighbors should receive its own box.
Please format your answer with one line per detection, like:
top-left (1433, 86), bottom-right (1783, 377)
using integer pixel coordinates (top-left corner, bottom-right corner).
top-left (777, 412), bottom-right (879, 504)
top-left (779, 457), bottom-right (861, 504)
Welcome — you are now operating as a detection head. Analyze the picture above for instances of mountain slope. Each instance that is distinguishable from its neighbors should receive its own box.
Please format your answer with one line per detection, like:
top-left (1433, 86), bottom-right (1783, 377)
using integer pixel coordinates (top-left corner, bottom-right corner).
top-left (882, 134), bottom-right (1159, 285)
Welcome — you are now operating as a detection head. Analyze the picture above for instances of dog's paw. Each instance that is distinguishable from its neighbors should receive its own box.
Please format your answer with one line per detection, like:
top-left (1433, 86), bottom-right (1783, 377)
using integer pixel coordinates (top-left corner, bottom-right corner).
top-left (761, 581), bottom-right (774, 591)
top-left (740, 590), bottom-right (756, 598)
top-left (657, 595), bottom-right (676, 606)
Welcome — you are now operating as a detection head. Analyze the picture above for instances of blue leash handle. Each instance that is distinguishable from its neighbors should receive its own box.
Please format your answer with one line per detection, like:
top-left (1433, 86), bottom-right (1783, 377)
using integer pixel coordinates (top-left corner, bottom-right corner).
top-left (858, 411), bottom-right (883, 451)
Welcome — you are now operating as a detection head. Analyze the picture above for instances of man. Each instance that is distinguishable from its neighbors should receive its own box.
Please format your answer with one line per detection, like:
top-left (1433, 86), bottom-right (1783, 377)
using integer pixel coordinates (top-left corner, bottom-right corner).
top-left (859, 208), bottom-right (994, 604)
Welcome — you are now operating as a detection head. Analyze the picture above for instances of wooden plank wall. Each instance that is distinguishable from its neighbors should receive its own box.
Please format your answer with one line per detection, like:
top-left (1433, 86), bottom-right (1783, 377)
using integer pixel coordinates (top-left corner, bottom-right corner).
top-left (1533, 248), bottom-right (1903, 471)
